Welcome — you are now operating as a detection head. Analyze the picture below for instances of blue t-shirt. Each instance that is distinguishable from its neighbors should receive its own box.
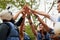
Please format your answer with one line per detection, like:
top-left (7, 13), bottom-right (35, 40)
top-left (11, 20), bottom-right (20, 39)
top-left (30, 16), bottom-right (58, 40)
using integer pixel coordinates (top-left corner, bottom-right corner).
top-left (37, 31), bottom-right (51, 40)
top-left (24, 32), bottom-right (30, 40)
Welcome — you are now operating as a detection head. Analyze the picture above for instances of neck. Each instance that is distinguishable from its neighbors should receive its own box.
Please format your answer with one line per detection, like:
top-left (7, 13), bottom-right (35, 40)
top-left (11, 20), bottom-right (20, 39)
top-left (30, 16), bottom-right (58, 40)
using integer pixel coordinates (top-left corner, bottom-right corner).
top-left (3, 20), bottom-right (10, 22)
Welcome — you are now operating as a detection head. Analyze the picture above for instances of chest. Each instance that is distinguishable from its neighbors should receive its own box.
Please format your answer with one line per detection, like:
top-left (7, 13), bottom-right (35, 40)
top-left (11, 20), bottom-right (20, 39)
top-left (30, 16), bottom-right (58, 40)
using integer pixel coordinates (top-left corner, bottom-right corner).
top-left (37, 32), bottom-right (50, 40)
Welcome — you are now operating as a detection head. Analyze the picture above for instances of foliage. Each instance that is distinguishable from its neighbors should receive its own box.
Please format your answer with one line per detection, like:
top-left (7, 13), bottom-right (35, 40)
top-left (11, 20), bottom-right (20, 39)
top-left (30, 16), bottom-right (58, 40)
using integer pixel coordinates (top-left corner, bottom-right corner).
top-left (0, 0), bottom-right (40, 9)
top-left (25, 25), bottom-right (36, 40)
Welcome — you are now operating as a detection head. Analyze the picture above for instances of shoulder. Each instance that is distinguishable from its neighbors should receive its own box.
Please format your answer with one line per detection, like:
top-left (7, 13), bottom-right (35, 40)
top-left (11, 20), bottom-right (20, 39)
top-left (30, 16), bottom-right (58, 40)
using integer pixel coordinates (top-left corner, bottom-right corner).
top-left (0, 23), bottom-right (9, 33)
top-left (0, 23), bottom-right (9, 28)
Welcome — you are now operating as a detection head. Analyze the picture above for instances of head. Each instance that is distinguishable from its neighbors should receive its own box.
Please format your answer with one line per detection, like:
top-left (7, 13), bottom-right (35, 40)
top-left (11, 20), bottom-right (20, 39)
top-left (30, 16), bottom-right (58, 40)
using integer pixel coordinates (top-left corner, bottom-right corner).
top-left (37, 24), bottom-right (44, 31)
top-left (57, 0), bottom-right (60, 13)
top-left (0, 10), bottom-right (13, 22)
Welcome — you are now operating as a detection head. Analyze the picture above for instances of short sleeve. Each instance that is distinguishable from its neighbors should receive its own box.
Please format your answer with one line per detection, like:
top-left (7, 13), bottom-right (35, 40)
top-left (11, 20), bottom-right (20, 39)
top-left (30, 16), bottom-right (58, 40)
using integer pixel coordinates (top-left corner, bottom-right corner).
top-left (15, 17), bottom-right (23, 26)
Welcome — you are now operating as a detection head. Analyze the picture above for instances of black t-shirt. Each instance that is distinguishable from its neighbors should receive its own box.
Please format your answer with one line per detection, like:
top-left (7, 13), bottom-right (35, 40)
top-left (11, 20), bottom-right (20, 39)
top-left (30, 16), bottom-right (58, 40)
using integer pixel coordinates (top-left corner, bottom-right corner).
top-left (10, 17), bottom-right (23, 26)
top-left (15, 17), bottom-right (23, 26)
top-left (10, 18), bottom-right (15, 24)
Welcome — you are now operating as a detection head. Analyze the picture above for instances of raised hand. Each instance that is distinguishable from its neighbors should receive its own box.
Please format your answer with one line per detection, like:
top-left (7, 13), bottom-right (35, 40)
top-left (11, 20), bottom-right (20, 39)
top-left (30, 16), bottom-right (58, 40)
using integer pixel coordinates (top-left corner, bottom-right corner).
top-left (23, 5), bottom-right (31, 15)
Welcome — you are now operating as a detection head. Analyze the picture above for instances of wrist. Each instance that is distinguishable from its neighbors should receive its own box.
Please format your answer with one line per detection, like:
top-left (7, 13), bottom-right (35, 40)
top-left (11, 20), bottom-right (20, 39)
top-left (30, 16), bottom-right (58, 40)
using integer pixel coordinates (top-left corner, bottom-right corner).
top-left (30, 22), bottom-right (33, 25)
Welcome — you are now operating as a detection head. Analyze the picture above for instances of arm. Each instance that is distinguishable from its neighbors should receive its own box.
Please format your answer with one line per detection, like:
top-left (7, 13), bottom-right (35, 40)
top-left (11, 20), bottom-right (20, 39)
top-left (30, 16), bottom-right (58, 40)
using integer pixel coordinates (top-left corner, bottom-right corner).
top-left (13, 9), bottom-right (24, 20)
top-left (15, 15), bottom-right (24, 26)
top-left (27, 15), bottom-right (37, 36)
top-left (19, 21), bottom-right (24, 40)
top-left (19, 13), bottom-right (25, 40)
top-left (34, 13), bottom-right (51, 32)
top-left (31, 10), bottom-right (50, 19)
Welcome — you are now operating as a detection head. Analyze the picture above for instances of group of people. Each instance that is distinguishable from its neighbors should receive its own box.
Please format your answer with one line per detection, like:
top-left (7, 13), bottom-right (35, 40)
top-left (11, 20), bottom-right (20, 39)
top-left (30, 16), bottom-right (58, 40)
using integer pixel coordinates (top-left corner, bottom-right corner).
top-left (0, 0), bottom-right (60, 40)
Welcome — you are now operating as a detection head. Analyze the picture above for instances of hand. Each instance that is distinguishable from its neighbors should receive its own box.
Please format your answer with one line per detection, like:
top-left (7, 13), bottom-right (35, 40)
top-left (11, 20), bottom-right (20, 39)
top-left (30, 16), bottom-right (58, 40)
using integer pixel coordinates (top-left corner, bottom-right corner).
top-left (23, 5), bottom-right (31, 15)
top-left (19, 8), bottom-right (25, 13)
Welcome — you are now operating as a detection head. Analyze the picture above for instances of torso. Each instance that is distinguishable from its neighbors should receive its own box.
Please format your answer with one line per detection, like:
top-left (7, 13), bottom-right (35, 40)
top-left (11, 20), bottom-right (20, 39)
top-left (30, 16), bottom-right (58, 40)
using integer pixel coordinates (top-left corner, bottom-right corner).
top-left (37, 31), bottom-right (51, 40)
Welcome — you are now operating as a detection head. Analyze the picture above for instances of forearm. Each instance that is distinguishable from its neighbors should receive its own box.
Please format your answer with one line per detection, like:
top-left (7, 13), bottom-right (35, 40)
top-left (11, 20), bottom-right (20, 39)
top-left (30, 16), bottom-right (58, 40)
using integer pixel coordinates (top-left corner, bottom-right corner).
top-left (19, 14), bottom-right (25, 37)
top-left (15, 12), bottom-right (26, 26)
top-left (37, 11), bottom-right (50, 19)
top-left (28, 17), bottom-right (37, 36)
top-left (34, 13), bottom-right (50, 32)
top-left (31, 10), bottom-right (50, 19)
top-left (38, 17), bottom-right (50, 32)
top-left (19, 20), bottom-right (24, 36)
top-left (37, 12), bottom-right (55, 22)
top-left (13, 10), bottom-right (22, 20)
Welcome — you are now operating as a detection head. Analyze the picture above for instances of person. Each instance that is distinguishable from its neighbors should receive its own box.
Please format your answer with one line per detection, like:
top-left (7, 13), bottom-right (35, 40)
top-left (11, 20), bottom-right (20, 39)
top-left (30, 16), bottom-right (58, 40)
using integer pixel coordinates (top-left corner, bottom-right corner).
top-left (0, 8), bottom-right (25, 40)
top-left (27, 14), bottom-right (51, 40)
top-left (19, 12), bottom-right (30, 40)
top-left (0, 11), bottom-right (19, 40)
top-left (28, 0), bottom-right (60, 36)
top-left (33, 14), bottom-right (60, 40)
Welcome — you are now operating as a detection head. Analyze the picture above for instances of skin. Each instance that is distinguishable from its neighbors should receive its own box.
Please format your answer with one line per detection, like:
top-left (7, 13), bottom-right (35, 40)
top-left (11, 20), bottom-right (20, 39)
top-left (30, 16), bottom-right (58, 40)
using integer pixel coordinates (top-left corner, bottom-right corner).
top-left (57, 3), bottom-right (60, 13)
top-left (13, 9), bottom-right (25, 20)
top-left (19, 12), bottom-right (26, 40)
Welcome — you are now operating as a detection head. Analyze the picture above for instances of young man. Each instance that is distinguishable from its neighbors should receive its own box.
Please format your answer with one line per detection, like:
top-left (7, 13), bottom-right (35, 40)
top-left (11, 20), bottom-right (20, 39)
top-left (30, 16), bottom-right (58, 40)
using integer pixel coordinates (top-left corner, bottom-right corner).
top-left (27, 14), bottom-right (52, 40)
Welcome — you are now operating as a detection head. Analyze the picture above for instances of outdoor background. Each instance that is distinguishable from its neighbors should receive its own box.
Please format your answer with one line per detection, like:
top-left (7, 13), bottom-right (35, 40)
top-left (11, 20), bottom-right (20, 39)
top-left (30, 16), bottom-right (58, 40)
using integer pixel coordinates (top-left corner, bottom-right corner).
top-left (0, 0), bottom-right (58, 40)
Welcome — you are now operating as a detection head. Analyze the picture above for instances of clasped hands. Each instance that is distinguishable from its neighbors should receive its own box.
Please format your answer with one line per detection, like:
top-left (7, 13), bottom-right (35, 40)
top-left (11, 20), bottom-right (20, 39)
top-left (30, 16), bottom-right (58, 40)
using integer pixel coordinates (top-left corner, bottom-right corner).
top-left (19, 4), bottom-right (38, 19)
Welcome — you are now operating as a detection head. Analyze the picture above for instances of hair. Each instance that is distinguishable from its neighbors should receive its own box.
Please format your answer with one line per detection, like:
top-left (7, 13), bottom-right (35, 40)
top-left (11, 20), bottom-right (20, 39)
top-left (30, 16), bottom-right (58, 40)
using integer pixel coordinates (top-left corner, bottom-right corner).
top-left (58, 0), bottom-right (60, 3)
top-left (37, 23), bottom-right (47, 33)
